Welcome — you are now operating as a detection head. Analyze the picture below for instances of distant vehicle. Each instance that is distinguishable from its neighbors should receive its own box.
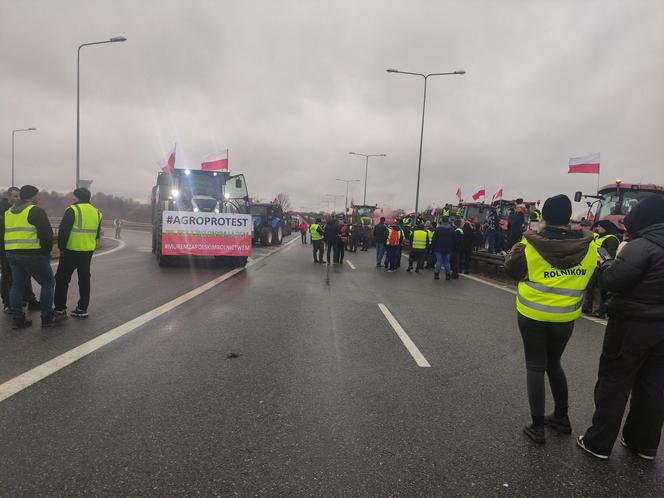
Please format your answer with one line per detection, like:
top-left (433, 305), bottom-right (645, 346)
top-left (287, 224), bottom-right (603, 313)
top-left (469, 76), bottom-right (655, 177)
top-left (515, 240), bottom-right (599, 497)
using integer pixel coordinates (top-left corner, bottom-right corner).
top-left (575, 180), bottom-right (664, 231)
top-left (460, 202), bottom-right (494, 225)
top-left (350, 204), bottom-right (379, 246)
top-left (151, 168), bottom-right (250, 267)
top-left (250, 203), bottom-right (290, 245)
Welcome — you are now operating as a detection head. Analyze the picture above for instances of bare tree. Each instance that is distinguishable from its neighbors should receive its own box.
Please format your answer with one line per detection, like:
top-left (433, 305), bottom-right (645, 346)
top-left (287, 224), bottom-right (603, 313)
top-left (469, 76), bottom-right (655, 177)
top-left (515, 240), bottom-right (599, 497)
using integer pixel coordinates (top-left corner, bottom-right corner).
top-left (275, 192), bottom-right (291, 211)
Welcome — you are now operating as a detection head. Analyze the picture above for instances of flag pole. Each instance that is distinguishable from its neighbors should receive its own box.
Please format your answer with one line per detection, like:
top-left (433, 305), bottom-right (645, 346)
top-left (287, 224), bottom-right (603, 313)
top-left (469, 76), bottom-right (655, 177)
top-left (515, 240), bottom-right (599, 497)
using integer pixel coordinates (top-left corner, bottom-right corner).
top-left (227, 148), bottom-right (229, 170)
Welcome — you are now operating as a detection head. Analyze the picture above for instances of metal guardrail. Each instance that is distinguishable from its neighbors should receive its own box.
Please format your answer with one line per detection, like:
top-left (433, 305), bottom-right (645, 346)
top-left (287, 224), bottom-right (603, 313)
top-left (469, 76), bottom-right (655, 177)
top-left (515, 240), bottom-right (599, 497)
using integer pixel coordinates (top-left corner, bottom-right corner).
top-left (49, 218), bottom-right (152, 234)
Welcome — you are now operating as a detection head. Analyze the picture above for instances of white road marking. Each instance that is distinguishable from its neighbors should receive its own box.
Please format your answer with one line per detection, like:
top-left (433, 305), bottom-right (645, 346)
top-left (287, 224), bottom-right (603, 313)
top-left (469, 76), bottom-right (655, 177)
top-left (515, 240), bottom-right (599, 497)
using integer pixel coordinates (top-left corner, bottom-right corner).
top-left (459, 273), bottom-right (608, 326)
top-left (0, 237), bottom-right (300, 403)
top-left (346, 260), bottom-right (356, 270)
top-left (377, 304), bottom-right (431, 368)
top-left (50, 238), bottom-right (127, 268)
top-left (0, 267), bottom-right (246, 403)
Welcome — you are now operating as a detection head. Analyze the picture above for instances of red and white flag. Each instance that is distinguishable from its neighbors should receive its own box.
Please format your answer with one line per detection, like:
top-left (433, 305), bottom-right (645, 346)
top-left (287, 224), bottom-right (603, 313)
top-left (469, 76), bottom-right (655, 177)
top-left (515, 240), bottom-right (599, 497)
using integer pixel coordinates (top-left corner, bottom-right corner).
top-left (568, 152), bottom-right (600, 174)
top-left (161, 144), bottom-right (176, 173)
top-left (455, 186), bottom-right (462, 201)
top-left (471, 186), bottom-right (486, 201)
top-left (201, 149), bottom-right (229, 171)
top-left (491, 185), bottom-right (504, 203)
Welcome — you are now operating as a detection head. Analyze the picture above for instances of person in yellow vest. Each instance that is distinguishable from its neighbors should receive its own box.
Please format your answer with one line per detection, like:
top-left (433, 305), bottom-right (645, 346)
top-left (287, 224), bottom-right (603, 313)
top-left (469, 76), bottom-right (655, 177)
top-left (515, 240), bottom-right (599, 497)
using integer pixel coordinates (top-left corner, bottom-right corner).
top-left (406, 222), bottom-right (430, 273)
top-left (582, 220), bottom-right (621, 318)
top-left (54, 188), bottom-right (102, 318)
top-left (505, 194), bottom-right (597, 444)
top-left (309, 218), bottom-right (325, 263)
top-left (0, 185), bottom-right (64, 329)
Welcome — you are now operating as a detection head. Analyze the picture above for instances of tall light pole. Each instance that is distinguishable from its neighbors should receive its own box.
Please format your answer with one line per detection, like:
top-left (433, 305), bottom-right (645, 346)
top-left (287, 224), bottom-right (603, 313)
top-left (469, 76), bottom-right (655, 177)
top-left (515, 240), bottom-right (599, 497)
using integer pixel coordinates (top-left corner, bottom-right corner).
top-left (335, 178), bottom-right (360, 214)
top-left (11, 127), bottom-right (37, 187)
top-left (386, 68), bottom-right (465, 218)
top-left (348, 152), bottom-right (386, 205)
top-left (76, 36), bottom-right (127, 188)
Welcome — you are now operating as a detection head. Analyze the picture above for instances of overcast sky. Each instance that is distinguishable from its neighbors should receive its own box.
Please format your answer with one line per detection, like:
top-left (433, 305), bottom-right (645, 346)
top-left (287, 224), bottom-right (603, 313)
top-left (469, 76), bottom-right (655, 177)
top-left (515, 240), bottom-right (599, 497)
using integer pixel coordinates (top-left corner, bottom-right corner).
top-left (2, 0), bottom-right (663, 213)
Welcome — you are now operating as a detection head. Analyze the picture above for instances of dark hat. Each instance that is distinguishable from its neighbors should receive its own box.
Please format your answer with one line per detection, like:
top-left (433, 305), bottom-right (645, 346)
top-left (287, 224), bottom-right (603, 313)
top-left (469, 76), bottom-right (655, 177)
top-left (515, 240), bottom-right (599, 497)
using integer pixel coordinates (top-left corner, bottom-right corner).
top-left (593, 219), bottom-right (619, 234)
top-left (73, 187), bottom-right (91, 202)
top-left (19, 185), bottom-right (39, 200)
top-left (624, 195), bottom-right (664, 235)
top-left (541, 194), bottom-right (572, 225)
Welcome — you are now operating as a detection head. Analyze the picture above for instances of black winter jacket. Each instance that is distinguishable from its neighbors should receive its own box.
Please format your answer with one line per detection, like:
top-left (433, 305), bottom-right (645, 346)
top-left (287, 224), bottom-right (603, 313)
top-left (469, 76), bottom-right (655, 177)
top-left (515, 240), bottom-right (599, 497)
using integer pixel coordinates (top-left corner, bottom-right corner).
top-left (431, 224), bottom-right (455, 254)
top-left (0, 201), bottom-right (53, 256)
top-left (601, 223), bottom-right (664, 321)
top-left (373, 222), bottom-right (388, 244)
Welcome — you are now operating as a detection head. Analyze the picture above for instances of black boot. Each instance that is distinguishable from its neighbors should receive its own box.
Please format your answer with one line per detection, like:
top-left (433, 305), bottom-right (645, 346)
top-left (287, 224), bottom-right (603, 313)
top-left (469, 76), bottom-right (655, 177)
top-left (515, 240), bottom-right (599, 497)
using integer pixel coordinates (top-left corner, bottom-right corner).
top-left (12, 314), bottom-right (32, 329)
top-left (434, 272), bottom-right (440, 280)
top-left (445, 272), bottom-right (451, 280)
top-left (42, 312), bottom-right (67, 328)
top-left (523, 424), bottom-right (545, 444)
top-left (544, 413), bottom-right (572, 434)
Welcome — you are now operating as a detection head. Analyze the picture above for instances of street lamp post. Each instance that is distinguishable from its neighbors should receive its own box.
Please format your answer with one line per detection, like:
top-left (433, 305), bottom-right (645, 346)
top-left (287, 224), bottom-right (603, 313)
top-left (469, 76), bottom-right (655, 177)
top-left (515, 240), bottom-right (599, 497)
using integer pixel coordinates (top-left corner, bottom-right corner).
top-left (348, 152), bottom-right (386, 205)
top-left (76, 36), bottom-right (127, 188)
top-left (11, 127), bottom-right (37, 187)
top-left (335, 178), bottom-right (360, 214)
top-left (386, 68), bottom-right (465, 218)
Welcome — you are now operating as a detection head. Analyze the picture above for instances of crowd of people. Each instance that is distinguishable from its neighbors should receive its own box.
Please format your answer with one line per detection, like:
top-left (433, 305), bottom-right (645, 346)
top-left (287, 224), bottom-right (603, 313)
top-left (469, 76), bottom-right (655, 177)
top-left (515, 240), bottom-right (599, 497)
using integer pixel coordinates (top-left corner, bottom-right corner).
top-left (299, 193), bottom-right (664, 461)
top-left (1, 185), bottom-right (102, 329)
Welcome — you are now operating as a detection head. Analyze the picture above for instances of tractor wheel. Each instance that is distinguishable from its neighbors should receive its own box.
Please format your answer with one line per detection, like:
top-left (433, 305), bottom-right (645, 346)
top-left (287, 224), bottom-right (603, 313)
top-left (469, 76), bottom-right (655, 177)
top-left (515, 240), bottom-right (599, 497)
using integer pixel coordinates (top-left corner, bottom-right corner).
top-left (260, 227), bottom-right (273, 246)
top-left (273, 226), bottom-right (283, 245)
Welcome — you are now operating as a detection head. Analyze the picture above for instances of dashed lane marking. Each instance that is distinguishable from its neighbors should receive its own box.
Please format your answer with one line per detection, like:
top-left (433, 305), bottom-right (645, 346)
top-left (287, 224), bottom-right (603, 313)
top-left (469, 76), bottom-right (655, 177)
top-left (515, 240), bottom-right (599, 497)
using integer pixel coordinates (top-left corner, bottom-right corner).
top-left (378, 304), bottom-right (431, 368)
top-left (346, 260), bottom-right (356, 270)
top-left (0, 236), bottom-right (296, 404)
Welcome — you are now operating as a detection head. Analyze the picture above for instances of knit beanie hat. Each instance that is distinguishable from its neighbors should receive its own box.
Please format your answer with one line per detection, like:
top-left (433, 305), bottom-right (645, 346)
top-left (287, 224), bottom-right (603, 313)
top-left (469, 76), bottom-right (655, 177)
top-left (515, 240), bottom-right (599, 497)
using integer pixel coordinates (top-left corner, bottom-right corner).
top-left (19, 185), bottom-right (39, 200)
top-left (542, 194), bottom-right (572, 226)
top-left (73, 187), bottom-right (91, 202)
top-left (624, 195), bottom-right (664, 234)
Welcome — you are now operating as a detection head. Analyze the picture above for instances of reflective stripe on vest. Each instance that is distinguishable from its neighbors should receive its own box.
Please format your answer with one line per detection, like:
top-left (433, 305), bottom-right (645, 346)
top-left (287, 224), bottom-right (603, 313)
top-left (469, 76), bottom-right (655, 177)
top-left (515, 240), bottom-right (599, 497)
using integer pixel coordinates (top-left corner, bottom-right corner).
top-left (309, 223), bottom-right (323, 241)
top-left (455, 227), bottom-right (464, 234)
top-left (66, 203), bottom-right (102, 251)
top-left (4, 205), bottom-right (40, 250)
top-left (442, 208), bottom-right (450, 217)
top-left (594, 233), bottom-right (619, 248)
top-left (516, 238), bottom-right (597, 322)
top-left (412, 229), bottom-right (427, 250)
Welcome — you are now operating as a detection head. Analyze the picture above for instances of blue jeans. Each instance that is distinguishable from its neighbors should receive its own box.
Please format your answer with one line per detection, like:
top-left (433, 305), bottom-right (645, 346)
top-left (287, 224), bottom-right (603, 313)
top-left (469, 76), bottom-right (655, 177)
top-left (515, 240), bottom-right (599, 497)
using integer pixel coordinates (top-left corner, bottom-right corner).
top-left (487, 230), bottom-right (501, 254)
top-left (375, 242), bottom-right (386, 267)
top-left (7, 253), bottom-right (55, 319)
top-left (434, 252), bottom-right (451, 274)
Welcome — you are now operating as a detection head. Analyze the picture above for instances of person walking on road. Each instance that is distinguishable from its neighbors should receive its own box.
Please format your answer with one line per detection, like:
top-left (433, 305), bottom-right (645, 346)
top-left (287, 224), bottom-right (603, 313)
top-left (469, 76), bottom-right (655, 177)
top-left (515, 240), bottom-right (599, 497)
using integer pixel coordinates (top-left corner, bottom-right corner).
top-left (54, 188), bottom-right (102, 318)
top-left (451, 221), bottom-right (464, 279)
top-left (299, 220), bottom-right (308, 244)
top-left (461, 219), bottom-right (475, 274)
top-left (407, 222), bottom-right (430, 273)
top-left (1, 185), bottom-right (65, 329)
top-left (505, 194), bottom-right (596, 445)
top-left (338, 220), bottom-right (348, 264)
top-left (324, 217), bottom-right (340, 264)
top-left (432, 217), bottom-right (455, 280)
top-left (114, 218), bottom-right (122, 239)
top-left (385, 221), bottom-right (401, 272)
top-left (1, 187), bottom-right (40, 314)
top-left (578, 196), bottom-right (664, 460)
top-left (373, 217), bottom-right (388, 268)
top-left (309, 218), bottom-right (324, 263)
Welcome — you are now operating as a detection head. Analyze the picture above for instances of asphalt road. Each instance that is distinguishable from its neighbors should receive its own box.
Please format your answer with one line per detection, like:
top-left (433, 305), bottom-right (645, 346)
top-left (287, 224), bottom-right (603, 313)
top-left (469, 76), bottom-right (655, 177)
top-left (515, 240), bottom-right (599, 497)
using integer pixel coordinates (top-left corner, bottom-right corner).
top-left (1, 234), bottom-right (662, 496)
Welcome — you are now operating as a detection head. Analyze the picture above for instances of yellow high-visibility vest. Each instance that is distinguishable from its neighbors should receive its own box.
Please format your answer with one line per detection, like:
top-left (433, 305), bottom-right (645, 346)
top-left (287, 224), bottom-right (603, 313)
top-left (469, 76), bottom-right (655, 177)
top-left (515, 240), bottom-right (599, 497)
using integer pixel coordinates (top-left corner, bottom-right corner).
top-left (309, 223), bottom-right (323, 241)
top-left (4, 205), bottom-right (40, 250)
top-left (442, 208), bottom-right (451, 217)
top-left (516, 238), bottom-right (597, 322)
top-left (412, 229), bottom-right (428, 250)
top-left (66, 203), bottom-right (102, 251)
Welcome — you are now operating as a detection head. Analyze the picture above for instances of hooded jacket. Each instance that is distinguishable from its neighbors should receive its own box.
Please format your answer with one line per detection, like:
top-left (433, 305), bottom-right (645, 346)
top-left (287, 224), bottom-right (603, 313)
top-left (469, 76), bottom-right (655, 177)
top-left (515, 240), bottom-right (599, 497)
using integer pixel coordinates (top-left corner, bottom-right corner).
top-left (431, 223), bottom-right (455, 254)
top-left (504, 226), bottom-right (594, 282)
top-left (0, 200), bottom-right (53, 256)
top-left (600, 223), bottom-right (664, 321)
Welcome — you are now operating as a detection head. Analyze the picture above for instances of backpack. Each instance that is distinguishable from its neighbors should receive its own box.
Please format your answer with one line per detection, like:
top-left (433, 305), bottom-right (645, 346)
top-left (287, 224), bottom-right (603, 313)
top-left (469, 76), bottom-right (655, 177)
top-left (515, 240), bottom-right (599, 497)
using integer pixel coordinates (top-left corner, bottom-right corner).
top-left (388, 228), bottom-right (400, 246)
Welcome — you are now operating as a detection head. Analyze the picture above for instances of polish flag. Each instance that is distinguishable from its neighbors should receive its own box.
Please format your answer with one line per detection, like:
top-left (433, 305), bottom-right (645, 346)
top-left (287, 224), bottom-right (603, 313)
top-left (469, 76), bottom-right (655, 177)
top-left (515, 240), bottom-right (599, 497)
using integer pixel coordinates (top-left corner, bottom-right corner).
top-left (201, 150), bottom-right (229, 171)
top-left (491, 185), bottom-right (504, 203)
top-left (161, 144), bottom-right (176, 173)
top-left (568, 152), bottom-right (600, 174)
top-left (455, 186), bottom-right (462, 201)
top-left (471, 186), bottom-right (486, 201)
top-left (587, 210), bottom-right (595, 222)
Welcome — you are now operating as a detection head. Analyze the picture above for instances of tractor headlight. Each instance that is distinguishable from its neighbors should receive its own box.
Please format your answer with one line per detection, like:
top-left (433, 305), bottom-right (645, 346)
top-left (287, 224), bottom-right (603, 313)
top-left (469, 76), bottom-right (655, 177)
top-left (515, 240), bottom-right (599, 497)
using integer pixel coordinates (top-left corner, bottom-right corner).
top-left (171, 189), bottom-right (180, 198)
